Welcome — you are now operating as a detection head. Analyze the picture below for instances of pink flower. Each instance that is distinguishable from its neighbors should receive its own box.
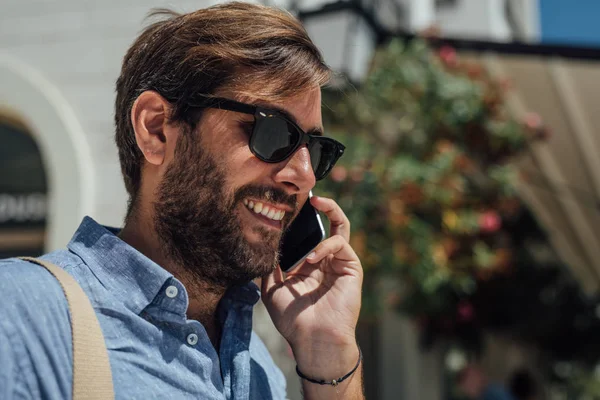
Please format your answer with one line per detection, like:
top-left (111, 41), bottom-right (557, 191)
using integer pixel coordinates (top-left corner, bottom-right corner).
top-left (524, 112), bottom-right (542, 131)
top-left (479, 211), bottom-right (502, 233)
top-left (330, 166), bottom-right (348, 182)
top-left (439, 46), bottom-right (458, 67)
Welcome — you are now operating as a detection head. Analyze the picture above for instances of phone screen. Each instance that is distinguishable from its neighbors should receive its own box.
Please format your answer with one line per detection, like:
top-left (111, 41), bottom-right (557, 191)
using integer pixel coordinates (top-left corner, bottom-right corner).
top-left (279, 193), bottom-right (326, 272)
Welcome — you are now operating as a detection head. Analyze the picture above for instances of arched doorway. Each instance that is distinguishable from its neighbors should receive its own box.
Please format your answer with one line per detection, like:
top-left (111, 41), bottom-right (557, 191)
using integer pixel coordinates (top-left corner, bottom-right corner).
top-left (0, 113), bottom-right (47, 257)
top-left (0, 54), bottom-right (95, 252)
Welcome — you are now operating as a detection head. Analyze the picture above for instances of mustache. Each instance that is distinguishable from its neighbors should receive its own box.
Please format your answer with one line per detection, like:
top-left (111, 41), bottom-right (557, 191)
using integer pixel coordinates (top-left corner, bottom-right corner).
top-left (233, 184), bottom-right (298, 212)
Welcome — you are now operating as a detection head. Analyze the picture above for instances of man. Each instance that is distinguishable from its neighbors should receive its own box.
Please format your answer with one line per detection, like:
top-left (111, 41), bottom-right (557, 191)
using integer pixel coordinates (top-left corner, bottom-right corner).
top-left (0, 3), bottom-right (364, 399)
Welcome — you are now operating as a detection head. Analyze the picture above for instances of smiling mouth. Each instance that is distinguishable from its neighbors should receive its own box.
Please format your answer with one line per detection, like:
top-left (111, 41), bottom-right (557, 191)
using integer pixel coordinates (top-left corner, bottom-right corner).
top-left (243, 199), bottom-right (286, 221)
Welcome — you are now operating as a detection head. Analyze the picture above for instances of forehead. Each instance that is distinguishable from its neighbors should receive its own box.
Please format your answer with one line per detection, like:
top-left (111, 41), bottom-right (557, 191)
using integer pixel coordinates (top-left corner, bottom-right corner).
top-left (259, 88), bottom-right (322, 118)
top-left (229, 86), bottom-right (323, 132)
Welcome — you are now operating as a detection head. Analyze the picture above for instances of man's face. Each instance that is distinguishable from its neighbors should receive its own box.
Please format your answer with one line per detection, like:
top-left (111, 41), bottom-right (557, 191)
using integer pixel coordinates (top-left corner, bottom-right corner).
top-left (153, 87), bottom-right (322, 289)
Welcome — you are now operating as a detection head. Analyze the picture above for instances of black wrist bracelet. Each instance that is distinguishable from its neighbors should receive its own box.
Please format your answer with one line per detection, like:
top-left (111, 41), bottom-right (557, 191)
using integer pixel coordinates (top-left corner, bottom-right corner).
top-left (295, 346), bottom-right (362, 387)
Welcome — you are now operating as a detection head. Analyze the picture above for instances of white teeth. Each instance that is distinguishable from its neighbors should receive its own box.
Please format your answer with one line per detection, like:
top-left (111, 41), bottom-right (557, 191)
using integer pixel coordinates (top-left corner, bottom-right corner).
top-left (243, 199), bottom-right (286, 221)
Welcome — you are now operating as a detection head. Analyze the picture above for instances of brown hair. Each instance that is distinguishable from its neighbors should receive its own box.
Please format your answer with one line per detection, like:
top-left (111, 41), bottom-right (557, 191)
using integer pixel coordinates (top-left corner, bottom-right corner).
top-left (115, 2), bottom-right (330, 207)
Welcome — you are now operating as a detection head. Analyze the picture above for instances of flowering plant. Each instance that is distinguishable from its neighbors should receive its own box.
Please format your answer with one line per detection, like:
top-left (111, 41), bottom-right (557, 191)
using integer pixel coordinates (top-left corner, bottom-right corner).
top-left (319, 39), bottom-right (548, 322)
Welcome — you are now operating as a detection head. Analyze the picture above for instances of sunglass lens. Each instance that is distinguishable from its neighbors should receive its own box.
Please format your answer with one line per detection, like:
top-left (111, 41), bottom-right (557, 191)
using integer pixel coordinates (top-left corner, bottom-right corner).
top-left (309, 140), bottom-right (339, 180)
top-left (309, 142), bottom-right (322, 175)
top-left (251, 117), bottom-right (299, 161)
top-left (251, 114), bottom-right (343, 180)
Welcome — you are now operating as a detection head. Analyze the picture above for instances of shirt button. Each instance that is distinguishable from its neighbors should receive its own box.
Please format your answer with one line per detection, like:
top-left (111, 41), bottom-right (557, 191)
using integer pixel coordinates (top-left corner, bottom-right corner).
top-left (187, 333), bottom-right (199, 346)
top-left (165, 285), bottom-right (178, 298)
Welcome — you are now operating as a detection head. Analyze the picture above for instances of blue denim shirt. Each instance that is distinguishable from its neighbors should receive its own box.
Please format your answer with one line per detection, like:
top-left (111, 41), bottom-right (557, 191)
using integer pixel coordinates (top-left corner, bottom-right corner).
top-left (0, 217), bottom-right (286, 399)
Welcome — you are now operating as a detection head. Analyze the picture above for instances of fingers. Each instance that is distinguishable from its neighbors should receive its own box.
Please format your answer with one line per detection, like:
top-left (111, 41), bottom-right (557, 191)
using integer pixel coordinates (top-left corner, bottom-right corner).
top-left (306, 234), bottom-right (362, 277)
top-left (310, 196), bottom-right (351, 242)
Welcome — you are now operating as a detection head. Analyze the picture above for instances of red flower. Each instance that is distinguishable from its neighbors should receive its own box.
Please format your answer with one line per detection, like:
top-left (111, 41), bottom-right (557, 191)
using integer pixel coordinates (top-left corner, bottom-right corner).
top-left (479, 211), bottom-right (502, 233)
top-left (524, 112), bottom-right (542, 131)
top-left (438, 46), bottom-right (458, 68)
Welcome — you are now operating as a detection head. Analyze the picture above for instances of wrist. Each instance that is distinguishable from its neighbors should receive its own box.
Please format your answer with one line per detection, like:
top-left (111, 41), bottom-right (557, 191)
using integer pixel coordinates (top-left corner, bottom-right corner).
top-left (291, 340), bottom-right (360, 381)
top-left (296, 346), bottom-right (362, 387)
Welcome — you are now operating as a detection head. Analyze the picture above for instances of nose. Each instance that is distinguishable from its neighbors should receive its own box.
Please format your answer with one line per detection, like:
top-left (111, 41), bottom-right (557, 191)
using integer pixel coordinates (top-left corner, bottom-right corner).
top-left (273, 145), bottom-right (316, 193)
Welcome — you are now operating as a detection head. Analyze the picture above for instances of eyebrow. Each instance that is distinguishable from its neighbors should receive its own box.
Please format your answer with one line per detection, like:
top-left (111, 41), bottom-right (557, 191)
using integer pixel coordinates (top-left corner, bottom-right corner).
top-left (256, 102), bottom-right (324, 136)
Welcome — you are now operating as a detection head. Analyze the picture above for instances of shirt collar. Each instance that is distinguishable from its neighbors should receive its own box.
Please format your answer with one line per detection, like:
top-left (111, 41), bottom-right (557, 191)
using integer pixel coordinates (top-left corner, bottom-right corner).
top-left (67, 216), bottom-right (261, 315)
top-left (67, 216), bottom-right (173, 315)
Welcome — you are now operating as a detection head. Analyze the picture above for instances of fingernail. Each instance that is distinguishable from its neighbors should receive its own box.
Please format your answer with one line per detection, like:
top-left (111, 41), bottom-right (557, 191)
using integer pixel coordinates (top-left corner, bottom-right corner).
top-left (307, 252), bottom-right (316, 260)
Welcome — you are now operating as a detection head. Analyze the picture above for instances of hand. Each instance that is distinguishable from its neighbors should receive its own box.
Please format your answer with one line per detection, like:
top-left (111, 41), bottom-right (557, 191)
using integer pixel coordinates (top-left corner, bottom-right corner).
top-left (261, 195), bottom-right (363, 377)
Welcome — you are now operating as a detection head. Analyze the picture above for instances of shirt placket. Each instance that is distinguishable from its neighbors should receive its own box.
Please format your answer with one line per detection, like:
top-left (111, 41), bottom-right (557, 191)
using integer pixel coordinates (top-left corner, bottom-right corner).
top-left (219, 300), bottom-right (254, 400)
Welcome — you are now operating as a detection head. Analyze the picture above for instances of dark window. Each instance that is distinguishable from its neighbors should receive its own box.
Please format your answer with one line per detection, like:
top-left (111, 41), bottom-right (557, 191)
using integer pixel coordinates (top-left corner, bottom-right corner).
top-left (0, 114), bottom-right (47, 258)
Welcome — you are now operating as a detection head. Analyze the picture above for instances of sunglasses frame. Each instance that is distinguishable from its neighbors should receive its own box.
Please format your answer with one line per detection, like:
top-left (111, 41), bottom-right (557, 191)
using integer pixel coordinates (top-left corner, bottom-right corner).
top-left (187, 97), bottom-right (345, 180)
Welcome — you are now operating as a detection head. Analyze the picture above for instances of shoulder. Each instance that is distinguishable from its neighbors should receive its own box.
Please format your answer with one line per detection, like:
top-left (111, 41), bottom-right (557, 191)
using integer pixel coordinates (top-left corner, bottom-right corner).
top-left (0, 250), bottom-right (85, 310)
top-left (0, 253), bottom-right (85, 340)
top-left (0, 256), bottom-right (70, 317)
top-left (249, 331), bottom-right (287, 399)
top-left (0, 255), bottom-right (75, 398)
top-left (0, 255), bottom-right (74, 340)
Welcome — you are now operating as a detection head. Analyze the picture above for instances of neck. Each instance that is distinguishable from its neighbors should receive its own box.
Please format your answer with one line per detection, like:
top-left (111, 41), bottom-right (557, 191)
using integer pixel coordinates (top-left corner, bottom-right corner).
top-left (118, 209), bottom-right (226, 347)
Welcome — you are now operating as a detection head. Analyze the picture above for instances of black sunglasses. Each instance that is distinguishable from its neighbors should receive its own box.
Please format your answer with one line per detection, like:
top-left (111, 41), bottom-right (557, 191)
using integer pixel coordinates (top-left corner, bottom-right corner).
top-left (187, 97), bottom-right (345, 181)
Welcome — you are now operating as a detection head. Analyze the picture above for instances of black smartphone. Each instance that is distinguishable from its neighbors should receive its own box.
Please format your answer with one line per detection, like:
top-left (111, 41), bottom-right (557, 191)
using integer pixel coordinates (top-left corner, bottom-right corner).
top-left (279, 191), bottom-right (326, 272)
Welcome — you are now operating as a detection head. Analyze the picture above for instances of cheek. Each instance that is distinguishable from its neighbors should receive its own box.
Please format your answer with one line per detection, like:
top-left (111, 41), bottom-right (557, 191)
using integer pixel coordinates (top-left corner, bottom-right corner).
top-left (205, 120), bottom-right (271, 188)
top-left (225, 143), bottom-right (271, 185)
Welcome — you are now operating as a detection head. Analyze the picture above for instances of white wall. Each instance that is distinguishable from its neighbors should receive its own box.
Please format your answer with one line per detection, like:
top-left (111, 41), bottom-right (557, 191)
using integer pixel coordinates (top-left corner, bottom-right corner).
top-left (434, 0), bottom-right (540, 42)
top-left (436, 0), bottom-right (512, 41)
top-left (407, 0), bottom-right (435, 32)
top-left (0, 0), bottom-right (227, 228)
top-left (508, 0), bottom-right (541, 42)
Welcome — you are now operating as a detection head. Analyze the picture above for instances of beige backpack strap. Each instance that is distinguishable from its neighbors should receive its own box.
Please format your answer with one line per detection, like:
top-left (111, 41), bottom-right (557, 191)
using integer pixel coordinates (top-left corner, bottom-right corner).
top-left (20, 257), bottom-right (114, 400)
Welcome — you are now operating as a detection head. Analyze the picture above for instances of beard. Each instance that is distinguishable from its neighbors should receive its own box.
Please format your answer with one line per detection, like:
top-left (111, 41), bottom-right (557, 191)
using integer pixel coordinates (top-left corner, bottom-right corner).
top-left (153, 128), bottom-right (297, 291)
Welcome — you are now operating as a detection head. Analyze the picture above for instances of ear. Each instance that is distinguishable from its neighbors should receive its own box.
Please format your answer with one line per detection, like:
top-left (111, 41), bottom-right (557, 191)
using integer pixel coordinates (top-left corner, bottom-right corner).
top-left (131, 91), bottom-right (172, 166)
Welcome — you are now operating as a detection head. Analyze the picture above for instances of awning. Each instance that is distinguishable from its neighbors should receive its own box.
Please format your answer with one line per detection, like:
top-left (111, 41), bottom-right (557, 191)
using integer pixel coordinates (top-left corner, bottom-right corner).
top-left (464, 50), bottom-right (600, 293)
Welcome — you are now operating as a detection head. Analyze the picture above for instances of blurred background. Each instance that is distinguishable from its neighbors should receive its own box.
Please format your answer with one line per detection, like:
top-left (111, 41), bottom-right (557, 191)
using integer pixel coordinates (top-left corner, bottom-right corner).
top-left (2, 0), bottom-right (600, 399)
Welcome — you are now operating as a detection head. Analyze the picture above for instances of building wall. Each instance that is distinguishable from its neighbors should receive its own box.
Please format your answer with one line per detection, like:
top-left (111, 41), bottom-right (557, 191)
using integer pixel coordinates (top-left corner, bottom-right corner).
top-left (1, 0), bottom-right (226, 231)
top-left (399, 0), bottom-right (541, 43)
top-left (436, 0), bottom-right (512, 41)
